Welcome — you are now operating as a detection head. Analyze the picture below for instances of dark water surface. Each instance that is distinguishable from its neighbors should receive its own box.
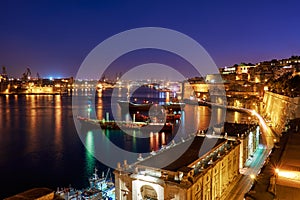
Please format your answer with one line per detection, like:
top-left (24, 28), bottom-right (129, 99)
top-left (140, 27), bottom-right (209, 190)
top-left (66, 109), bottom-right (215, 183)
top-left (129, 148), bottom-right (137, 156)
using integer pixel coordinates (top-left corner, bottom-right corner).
top-left (0, 88), bottom-right (249, 198)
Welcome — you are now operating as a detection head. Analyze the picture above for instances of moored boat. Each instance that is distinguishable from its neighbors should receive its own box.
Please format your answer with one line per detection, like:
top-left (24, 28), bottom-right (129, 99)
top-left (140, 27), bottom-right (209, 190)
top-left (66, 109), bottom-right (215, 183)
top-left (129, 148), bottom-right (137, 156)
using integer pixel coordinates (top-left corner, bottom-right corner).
top-left (77, 116), bottom-right (174, 132)
top-left (56, 168), bottom-right (115, 200)
top-left (117, 100), bottom-right (153, 111)
top-left (117, 100), bottom-right (185, 112)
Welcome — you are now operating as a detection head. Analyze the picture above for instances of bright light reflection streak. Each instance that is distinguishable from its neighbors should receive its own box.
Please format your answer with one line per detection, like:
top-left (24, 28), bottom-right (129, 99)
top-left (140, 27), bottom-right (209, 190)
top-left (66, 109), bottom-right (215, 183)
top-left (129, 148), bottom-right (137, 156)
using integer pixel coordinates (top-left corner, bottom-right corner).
top-left (277, 169), bottom-right (300, 180)
top-left (85, 131), bottom-right (95, 174)
top-left (250, 109), bottom-right (274, 149)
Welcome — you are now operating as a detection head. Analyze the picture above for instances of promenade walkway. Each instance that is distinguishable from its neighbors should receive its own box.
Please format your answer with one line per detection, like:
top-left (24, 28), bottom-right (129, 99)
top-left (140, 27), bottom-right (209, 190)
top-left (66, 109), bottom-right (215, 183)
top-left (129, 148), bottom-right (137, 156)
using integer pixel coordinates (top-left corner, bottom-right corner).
top-left (245, 119), bottom-right (300, 200)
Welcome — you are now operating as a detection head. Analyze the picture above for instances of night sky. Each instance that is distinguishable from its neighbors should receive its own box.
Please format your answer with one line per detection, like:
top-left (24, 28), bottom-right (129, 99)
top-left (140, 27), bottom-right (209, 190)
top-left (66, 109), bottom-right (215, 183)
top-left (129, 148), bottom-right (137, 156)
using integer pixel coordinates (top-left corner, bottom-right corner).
top-left (0, 0), bottom-right (299, 79)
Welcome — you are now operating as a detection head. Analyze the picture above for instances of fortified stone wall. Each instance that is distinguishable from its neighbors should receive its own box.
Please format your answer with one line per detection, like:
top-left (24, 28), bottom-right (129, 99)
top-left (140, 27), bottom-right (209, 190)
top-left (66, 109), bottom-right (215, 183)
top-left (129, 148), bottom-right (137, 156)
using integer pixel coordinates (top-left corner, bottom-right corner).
top-left (263, 91), bottom-right (300, 134)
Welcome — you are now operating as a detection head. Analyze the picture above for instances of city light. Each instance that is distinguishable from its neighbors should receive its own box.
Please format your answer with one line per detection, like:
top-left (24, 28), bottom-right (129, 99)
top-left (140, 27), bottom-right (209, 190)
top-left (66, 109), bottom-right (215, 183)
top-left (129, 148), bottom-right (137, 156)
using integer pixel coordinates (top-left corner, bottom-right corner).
top-left (277, 169), bottom-right (300, 180)
top-left (1, 0), bottom-right (300, 199)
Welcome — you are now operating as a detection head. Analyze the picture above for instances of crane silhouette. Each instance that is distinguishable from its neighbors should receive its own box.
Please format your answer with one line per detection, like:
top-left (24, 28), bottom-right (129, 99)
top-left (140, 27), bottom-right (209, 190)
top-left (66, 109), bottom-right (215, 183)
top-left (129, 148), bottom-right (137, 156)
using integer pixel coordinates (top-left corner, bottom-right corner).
top-left (2, 66), bottom-right (7, 75)
top-left (22, 67), bottom-right (31, 81)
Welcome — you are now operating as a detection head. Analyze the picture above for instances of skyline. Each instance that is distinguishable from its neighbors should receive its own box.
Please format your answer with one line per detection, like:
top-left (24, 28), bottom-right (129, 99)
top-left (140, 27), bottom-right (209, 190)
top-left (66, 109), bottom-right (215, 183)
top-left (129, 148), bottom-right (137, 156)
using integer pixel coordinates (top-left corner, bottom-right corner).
top-left (1, 0), bottom-right (300, 79)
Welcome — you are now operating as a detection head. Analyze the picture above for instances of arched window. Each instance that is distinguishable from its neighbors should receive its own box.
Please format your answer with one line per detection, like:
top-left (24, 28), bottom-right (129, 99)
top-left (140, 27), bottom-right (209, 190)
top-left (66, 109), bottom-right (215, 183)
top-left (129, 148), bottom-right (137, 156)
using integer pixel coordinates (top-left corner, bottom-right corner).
top-left (140, 185), bottom-right (158, 200)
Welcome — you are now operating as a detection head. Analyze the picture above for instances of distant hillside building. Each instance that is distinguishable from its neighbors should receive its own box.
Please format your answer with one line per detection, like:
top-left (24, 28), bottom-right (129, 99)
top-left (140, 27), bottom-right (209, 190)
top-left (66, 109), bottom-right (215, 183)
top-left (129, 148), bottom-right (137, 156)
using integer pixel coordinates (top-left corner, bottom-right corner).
top-left (235, 64), bottom-right (256, 81)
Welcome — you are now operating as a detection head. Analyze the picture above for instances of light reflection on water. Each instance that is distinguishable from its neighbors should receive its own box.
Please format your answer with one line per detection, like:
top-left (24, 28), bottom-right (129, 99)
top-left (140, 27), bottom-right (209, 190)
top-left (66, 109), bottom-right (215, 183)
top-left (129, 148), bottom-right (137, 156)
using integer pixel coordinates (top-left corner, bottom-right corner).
top-left (85, 131), bottom-right (95, 177)
top-left (0, 89), bottom-right (250, 199)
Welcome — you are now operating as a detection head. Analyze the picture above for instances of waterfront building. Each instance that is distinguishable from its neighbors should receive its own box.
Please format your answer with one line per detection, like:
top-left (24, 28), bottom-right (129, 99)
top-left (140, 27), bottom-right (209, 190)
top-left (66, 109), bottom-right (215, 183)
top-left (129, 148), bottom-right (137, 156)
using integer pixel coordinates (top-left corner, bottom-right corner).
top-left (114, 122), bottom-right (260, 200)
top-left (0, 66), bottom-right (9, 93)
top-left (182, 78), bottom-right (209, 101)
top-left (222, 123), bottom-right (260, 169)
top-left (0, 74), bottom-right (9, 93)
top-left (114, 135), bottom-right (240, 200)
top-left (182, 78), bottom-right (228, 104)
top-left (1, 77), bottom-right (74, 94)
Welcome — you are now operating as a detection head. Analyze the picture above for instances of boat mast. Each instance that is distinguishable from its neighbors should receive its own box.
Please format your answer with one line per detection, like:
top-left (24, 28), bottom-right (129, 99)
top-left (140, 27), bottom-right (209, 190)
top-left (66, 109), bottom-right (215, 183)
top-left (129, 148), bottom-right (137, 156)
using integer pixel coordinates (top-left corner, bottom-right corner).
top-left (105, 168), bottom-right (110, 181)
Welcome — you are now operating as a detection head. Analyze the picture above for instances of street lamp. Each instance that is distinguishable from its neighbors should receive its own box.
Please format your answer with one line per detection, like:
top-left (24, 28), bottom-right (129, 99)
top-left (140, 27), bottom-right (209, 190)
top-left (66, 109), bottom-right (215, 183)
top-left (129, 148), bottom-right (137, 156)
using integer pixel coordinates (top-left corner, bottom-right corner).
top-left (274, 168), bottom-right (279, 199)
top-left (249, 174), bottom-right (257, 193)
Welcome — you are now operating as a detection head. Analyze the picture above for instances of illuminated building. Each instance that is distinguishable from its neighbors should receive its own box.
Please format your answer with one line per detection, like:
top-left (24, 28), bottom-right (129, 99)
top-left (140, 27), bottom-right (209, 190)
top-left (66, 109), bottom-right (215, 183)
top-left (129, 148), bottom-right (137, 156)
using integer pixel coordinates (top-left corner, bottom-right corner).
top-left (114, 135), bottom-right (241, 200)
top-left (0, 67), bottom-right (9, 93)
top-left (2, 77), bottom-right (74, 94)
top-left (263, 91), bottom-right (300, 133)
top-left (114, 122), bottom-right (260, 200)
top-left (0, 74), bottom-right (9, 93)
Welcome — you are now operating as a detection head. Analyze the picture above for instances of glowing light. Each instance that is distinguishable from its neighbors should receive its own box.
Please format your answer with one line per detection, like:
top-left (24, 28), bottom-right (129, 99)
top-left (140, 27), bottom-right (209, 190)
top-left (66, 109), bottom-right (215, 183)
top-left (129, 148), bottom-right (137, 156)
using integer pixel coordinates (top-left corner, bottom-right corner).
top-left (85, 131), bottom-right (95, 174)
top-left (275, 168), bottom-right (279, 174)
top-left (277, 170), bottom-right (300, 180)
top-left (250, 174), bottom-right (256, 179)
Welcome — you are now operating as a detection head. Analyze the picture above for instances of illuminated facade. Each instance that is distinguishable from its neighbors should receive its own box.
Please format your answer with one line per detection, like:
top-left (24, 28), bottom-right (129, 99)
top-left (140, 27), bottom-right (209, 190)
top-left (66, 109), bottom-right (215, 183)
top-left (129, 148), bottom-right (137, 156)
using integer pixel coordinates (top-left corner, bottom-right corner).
top-left (0, 77), bottom-right (74, 94)
top-left (114, 122), bottom-right (261, 200)
top-left (0, 74), bottom-right (9, 93)
top-left (114, 136), bottom-right (241, 200)
top-left (263, 91), bottom-right (300, 133)
top-left (236, 125), bottom-right (260, 169)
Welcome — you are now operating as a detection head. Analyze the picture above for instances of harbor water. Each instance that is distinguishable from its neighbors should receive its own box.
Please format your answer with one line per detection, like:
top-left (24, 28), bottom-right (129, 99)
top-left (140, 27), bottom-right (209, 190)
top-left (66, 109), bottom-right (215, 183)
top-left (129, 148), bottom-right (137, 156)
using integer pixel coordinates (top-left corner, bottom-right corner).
top-left (0, 87), bottom-right (250, 198)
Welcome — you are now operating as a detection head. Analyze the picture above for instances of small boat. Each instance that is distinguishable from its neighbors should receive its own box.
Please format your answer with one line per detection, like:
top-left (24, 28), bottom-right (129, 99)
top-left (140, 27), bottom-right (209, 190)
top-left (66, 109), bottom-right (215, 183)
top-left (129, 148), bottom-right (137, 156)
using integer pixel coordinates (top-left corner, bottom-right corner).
top-left (87, 168), bottom-right (115, 200)
top-left (162, 102), bottom-right (185, 111)
top-left (117, 100), bottom-right (185, 112)
top-left (117, 100), bottom-right (153, 111)
top-left (56, 186), bottom-right (82, 200)
top-left (56, 168), bottom-right (115, 200)
top-left (77, 116), bottom-right (147, 130)
top-left (77, 116), bottom-right (174, 132)
top-left (81, 188), bottom-right (102, 199)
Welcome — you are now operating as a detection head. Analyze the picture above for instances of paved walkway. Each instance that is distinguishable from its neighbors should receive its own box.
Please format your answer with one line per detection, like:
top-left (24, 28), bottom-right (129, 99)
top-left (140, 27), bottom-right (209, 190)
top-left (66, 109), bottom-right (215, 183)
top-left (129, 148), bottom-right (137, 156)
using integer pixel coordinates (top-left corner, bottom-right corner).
top-left (245, 119), bottom-right (300, 200)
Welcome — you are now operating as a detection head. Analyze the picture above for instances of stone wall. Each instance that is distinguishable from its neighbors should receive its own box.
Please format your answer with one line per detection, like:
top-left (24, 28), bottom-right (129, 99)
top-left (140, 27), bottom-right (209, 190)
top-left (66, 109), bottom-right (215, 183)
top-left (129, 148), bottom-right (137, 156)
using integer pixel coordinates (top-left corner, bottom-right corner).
top-left (263, 91), bottom-right (300, 134)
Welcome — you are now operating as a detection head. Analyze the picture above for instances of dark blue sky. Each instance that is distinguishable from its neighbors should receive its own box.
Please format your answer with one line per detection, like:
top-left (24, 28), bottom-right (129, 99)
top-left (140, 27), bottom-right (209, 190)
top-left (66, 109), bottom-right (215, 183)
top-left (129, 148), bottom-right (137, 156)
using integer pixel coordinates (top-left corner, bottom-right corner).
top-left (0, 0), bottom-right (299, 79)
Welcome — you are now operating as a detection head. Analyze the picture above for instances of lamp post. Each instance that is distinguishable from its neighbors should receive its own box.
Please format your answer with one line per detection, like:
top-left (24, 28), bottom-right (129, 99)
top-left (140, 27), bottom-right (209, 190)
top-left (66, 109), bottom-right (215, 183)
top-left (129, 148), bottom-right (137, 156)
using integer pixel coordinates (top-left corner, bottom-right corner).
top-left (248, 116), bottom-right (252, 125)
top-left (274, 168), bottom-right (279, 199)
top-left (87, 104), bottom-right (91, 119)
top-left (250, 174), bottom-right (256, 188)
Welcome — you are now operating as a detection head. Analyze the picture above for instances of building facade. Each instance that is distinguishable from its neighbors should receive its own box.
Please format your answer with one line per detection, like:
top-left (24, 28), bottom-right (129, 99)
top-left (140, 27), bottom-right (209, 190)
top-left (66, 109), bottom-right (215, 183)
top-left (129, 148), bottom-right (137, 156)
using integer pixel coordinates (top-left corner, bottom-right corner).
top-left (114, 136), bottom-right (241, 200)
